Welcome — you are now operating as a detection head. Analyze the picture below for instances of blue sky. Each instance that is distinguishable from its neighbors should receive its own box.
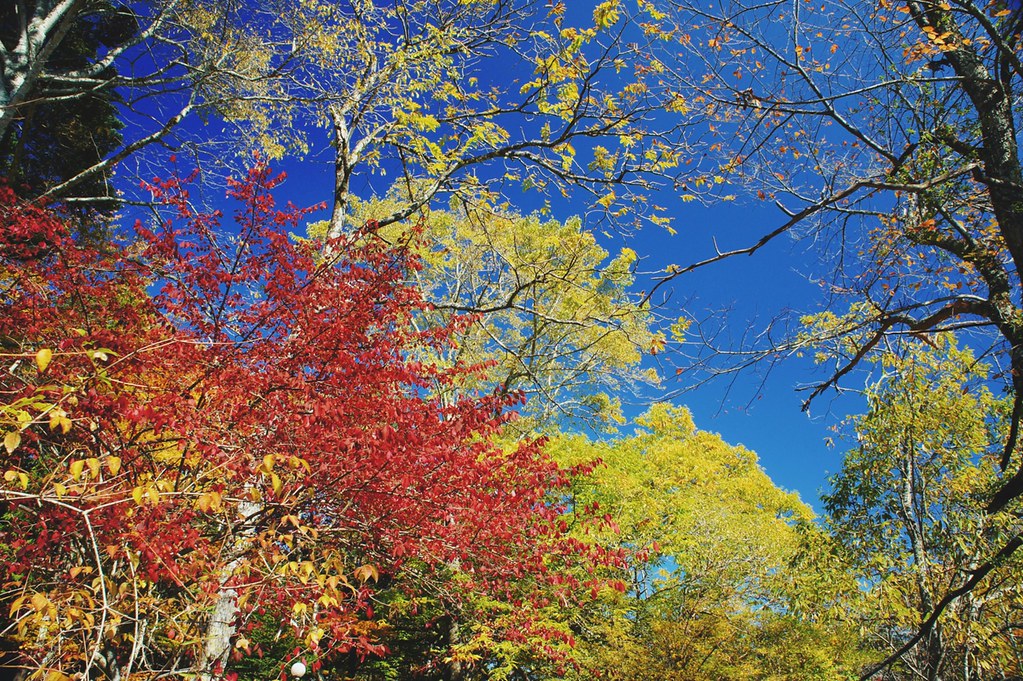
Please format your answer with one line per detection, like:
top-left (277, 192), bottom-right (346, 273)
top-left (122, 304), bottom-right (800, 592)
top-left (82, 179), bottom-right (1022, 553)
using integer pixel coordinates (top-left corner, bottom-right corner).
top-left (645, 200), bottom-right (859, 512)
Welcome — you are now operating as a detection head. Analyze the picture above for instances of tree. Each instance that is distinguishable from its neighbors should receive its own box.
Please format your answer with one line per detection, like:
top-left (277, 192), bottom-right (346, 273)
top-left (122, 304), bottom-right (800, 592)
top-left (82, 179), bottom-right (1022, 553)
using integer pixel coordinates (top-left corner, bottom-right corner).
top-left (291, 0), bottom-right (685, 238)
top-left (825, 338), bottom-right (1023, 680)
top-left (653, 0), bottom-right (1023, 506)
top-left (313, 195), bottom-right (663, 431)
top-left (304, 194), bottom-right (658, 679)
top-left (546, 404), bottom-right (869, 681)
top-left (0, 1), bottom-right (126, 207)
top-left (3, 0), bottom-right (690, 247)
top-left (643, 0), bottom-right (1023, 666)
top-left (1, 1), bottom-right (212, 203)
top-left (0, 165), bottom-right (601, 679)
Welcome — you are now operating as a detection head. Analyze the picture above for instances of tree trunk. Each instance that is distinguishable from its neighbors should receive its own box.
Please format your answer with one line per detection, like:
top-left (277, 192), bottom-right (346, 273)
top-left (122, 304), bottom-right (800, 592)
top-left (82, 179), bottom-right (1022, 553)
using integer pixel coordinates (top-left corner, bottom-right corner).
top-left (198, 498), bottom-right (261, 679)
top-left (445, 613), bottom-right (464, 681)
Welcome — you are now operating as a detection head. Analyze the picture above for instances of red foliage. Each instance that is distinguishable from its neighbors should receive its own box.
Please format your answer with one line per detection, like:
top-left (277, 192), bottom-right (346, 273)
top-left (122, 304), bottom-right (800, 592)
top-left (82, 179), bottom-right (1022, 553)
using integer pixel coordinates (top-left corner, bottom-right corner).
top-left (0, 166), bottom-right (599, 678)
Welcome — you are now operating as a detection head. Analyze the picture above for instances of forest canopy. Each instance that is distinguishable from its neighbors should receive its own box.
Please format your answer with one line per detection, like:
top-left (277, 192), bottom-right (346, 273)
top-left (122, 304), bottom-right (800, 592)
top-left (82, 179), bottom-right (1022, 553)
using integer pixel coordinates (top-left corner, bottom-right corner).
top-left (2, 1), bottom-right (1023, 680)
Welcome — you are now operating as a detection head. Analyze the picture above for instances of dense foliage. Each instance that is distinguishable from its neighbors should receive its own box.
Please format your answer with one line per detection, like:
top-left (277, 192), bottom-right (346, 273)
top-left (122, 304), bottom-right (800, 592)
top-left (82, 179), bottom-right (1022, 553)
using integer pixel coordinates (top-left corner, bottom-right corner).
top-left (3, 1), bottom-right (1023, 679)
top-left (825, 339), bottom-right (1023, 679)
top-left (0, 169), bottom-right (610, 679)
top-left (549, 405), bottom-right (871, 681)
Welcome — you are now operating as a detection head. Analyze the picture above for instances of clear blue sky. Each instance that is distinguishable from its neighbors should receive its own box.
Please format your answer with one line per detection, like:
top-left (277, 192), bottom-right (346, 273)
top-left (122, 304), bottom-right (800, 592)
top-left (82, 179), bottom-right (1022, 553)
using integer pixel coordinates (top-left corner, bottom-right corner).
top-left (633, 198), bottom-right (861, 513)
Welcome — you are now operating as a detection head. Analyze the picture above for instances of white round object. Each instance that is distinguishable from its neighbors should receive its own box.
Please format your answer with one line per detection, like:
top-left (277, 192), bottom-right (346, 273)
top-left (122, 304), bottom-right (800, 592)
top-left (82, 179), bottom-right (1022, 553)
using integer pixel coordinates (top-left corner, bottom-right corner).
top-left (290, 661), bottom-right (307, 678)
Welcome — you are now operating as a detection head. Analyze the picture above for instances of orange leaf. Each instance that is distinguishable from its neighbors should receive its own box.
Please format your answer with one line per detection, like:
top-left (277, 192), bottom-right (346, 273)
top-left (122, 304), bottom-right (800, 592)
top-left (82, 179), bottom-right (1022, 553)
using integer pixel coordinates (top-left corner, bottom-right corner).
top-left (354, 564), bottom-right (380, 583)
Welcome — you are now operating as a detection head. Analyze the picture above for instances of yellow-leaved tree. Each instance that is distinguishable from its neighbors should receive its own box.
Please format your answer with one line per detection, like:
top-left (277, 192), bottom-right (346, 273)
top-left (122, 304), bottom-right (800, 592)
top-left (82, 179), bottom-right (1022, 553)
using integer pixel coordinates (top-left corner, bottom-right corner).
top-left (310, 193), bottom-right (662, 430)
top-left (825, 337), bottom-right (1023, 679)
top-left (4, 1), bottom-right (690, 237)
top-left (545, 404), bottom-right (870, 681)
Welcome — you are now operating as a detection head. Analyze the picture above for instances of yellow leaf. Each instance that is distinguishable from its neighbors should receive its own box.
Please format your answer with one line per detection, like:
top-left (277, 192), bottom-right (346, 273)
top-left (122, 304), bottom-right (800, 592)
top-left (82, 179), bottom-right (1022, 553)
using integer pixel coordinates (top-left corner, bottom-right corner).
top-left (198, 491), bottom-right (221, 512)
top-left (70, 459), bottom-right (85, 480)
top-left (35, 348), bottom-right (53, 372)
top-left (86, 457), bottom-right (101, 479)
top-left (53, 482), bottom-right (67, 497)
top-left (354, 564), bottom-right (380, 583)
top-left (306, 626), bottom-right (325, 647)
top-left (18, 472), bottom-right (27, 490)
top-left (8, 595), bottom-right (27, 618)
top-left (4, 431), bottom-right (20, 454)
top-left (132, 486), bottom-right (145, 505)
top-left (263, 454), bottom-right (275, 472)
top-left (107, 456), bottom-right (122, 476)
top-left (593, 0), bottom-right (621, 29)
top-left (30, 593), bottom-right (48, 611)
top-left (271, 473), bottom-right (283, 496)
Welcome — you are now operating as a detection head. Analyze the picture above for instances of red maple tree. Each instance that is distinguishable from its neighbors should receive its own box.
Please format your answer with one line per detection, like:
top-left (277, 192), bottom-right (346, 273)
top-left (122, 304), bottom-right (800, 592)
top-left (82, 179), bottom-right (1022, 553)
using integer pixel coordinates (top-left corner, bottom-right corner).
top-left (0, 164), bottom-right (604, 680)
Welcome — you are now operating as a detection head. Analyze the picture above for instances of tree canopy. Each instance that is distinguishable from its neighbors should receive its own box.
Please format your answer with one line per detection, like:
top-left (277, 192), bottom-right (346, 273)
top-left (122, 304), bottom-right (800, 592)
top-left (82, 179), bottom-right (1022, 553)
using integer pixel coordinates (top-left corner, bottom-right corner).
top-left (547, 405), bottom-right (869, 680)
top-left (4, 0), bottom-right (1023, 678)
top-left (0, 167), bottom-right (611, 679)
top-left (312, 195), bottom-right (661, 431)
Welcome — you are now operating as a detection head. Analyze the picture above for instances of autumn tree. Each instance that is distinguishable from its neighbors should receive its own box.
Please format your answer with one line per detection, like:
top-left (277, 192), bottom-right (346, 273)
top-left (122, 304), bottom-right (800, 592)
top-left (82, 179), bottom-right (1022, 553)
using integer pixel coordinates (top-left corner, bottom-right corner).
top-left (545, 404), bottom-right (869, 681)
top-left (301, 196), bottom-right (658, 679)
top-left (825, 338), bottom-right (1023, 680)
top-left (0, 165), bottom-right (605, 680)
top-left (290, 0), bottom-right (685, 238)
top-left (643, 0), bottom-right (1023, 664)
top-left (653, 0), bottom-right (1023, 500)
top-left (312, 195), bottom-right (663, 431)
top-left (3, 0), bottom-right (690, 244)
